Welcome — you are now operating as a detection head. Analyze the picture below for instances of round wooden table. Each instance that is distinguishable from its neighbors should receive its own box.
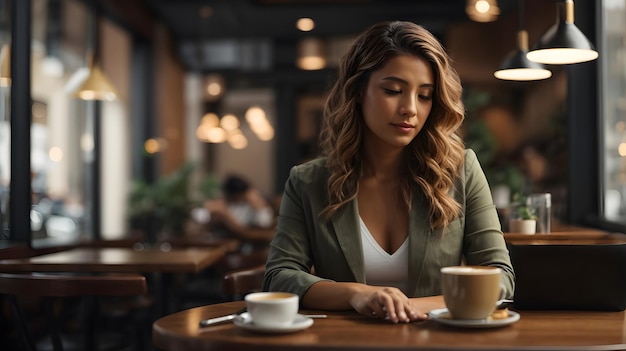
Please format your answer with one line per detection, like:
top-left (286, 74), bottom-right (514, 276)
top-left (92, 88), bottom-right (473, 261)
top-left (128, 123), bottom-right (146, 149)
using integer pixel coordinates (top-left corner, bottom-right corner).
top-left (153, 296), bottom-right (626, 351)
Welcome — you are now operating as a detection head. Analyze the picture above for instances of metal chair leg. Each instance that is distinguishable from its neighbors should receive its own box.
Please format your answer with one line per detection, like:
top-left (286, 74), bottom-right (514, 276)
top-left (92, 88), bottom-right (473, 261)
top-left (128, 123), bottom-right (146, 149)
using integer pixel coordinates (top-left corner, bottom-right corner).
top-left (7, 294), bottom-right (38, 351)
top-left (83, 296), bottom-right (98, 351)
top-left (43, 297), bottom-right (64, 351)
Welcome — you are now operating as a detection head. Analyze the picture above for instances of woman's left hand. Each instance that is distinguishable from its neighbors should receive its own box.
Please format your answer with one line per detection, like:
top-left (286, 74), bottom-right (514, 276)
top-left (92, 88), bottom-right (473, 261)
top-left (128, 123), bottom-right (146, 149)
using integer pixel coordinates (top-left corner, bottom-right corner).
top-left (349, 285), bottom-right (429, 323)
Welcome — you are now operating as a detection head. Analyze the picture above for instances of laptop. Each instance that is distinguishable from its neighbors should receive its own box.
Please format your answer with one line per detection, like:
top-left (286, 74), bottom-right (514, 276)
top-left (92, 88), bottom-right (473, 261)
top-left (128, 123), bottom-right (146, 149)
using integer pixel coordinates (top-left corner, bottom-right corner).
top-left (507, 242), bottom-right (626, 311)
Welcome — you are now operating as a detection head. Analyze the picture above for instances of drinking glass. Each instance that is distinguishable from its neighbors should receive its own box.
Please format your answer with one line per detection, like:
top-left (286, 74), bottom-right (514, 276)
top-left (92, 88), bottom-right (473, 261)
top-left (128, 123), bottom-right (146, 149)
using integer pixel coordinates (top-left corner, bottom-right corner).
top-left (527, 193), bottom-right (551, 233)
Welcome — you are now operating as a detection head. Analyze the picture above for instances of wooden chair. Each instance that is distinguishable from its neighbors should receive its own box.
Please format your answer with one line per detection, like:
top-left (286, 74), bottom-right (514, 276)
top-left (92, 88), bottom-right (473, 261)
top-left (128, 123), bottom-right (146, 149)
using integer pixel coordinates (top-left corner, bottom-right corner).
top-left (215, 247), bottom-right (269, 273)
top-left (222, 264), bottom-right (265, 301)
top-left (0, 272), bottom-right (148, 351)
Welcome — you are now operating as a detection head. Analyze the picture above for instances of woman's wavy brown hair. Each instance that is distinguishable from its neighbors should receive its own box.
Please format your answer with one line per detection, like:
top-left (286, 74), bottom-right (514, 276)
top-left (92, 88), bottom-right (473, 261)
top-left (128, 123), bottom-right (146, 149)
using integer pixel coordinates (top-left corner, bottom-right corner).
top-left (319, 21), bottom-right (465, 229)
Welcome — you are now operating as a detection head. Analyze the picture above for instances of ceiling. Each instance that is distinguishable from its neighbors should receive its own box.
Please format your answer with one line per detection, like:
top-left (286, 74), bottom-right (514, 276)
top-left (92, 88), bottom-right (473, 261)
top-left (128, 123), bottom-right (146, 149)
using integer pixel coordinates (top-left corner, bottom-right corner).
top-left (145, 0), bottom-right (472, 40)
top-left (107, 0), bottom-right (515, 74)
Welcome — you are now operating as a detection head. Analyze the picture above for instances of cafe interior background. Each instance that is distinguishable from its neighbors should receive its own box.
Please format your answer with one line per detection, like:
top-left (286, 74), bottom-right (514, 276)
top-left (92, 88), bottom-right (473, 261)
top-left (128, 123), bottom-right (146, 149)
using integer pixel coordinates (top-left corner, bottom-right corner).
top-left (0, 0), bottom-right (622, 247)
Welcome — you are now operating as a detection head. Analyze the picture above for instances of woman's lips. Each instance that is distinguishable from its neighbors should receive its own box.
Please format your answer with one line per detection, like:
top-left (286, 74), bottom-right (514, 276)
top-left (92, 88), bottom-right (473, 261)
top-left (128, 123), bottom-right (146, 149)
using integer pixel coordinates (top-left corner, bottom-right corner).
top-left (392, 122), bottom-right (415, 133)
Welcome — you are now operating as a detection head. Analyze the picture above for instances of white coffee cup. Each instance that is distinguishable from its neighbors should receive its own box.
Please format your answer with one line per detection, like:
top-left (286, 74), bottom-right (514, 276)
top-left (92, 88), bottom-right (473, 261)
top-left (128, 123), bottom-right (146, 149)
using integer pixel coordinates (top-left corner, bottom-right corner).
top-left (440, 266), bottom-right (503, 320)
top-left (244, 292), bottom-right (299, 328)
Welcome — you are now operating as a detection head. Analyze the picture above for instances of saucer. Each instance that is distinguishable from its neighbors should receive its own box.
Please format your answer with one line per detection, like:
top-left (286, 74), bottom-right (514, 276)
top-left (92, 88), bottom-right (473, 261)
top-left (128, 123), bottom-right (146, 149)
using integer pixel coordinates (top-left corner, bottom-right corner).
top-left (233, 312), bottom-right (314, 334)
top-left (428, 308), bottom-right (520, 328)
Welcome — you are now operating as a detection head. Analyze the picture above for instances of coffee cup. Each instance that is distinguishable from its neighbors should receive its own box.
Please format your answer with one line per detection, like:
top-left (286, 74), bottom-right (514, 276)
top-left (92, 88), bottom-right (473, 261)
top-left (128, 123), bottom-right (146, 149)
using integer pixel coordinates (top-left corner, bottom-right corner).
top-left (440, 266), bottom-right (503, 320)
top-left (244, 291), bottom-right (299, 328)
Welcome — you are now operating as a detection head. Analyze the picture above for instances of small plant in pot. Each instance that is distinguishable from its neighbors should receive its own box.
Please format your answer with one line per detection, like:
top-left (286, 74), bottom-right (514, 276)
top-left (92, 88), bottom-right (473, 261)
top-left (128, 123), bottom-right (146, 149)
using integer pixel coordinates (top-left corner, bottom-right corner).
top-left (508, 194), bottom-right (538, 234)
top-left (128, 162), bottom-right (219, 243)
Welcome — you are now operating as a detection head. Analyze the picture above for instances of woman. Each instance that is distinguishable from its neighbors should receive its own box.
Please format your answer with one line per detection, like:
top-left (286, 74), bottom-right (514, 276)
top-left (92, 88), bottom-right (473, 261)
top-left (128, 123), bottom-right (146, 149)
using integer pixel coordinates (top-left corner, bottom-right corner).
top-left (263, 21), bottom-right (514, 323)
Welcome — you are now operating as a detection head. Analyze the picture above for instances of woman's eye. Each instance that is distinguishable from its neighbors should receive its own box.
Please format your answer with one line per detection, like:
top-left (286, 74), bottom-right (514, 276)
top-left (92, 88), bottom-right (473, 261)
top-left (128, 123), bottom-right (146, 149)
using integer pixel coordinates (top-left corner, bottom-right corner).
top-left (419, 94), bottom-right (432, 101)
top-left (384, 88), bottom-right (401, 95)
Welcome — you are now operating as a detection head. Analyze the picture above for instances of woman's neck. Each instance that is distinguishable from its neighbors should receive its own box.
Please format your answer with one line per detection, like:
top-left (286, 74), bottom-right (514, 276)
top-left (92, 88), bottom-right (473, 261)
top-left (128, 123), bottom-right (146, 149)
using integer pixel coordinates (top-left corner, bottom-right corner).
top-left (361, 144), bottom-right (404, 182)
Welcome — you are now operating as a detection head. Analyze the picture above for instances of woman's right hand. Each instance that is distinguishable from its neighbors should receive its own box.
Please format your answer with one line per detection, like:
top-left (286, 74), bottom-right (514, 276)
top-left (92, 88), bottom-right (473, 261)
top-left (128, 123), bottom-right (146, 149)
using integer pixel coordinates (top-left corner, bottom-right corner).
top-left (349, 285), bottom-right (428, 323)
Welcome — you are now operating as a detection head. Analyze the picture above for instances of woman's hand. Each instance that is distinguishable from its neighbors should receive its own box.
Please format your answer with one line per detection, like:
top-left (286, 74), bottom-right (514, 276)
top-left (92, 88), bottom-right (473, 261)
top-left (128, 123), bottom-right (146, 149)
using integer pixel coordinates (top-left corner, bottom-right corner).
top-left (301, 281), bottom-right (431, 323)
top-left (349, 285), bottom-right (429, 323)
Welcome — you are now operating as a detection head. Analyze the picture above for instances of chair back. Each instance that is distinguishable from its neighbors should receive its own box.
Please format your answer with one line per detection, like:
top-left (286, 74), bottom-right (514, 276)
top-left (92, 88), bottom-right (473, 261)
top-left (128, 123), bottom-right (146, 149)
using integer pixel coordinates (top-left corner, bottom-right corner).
top-left (222, 264), bottom-right (265, 300)
top-left (216, 247), bottom-right (269, 273)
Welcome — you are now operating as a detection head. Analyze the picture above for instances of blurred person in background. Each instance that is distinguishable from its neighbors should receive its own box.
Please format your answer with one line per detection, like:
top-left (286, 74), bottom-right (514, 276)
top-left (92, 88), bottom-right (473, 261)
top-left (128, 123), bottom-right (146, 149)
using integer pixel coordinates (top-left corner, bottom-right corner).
top-left (204, 174), bottom-right (276, 250)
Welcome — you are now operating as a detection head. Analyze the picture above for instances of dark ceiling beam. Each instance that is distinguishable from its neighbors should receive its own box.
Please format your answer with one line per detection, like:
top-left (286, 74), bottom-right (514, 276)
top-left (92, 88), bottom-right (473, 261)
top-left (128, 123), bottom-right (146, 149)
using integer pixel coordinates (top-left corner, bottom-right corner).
top-left (141, 0), bottom-right (518, 74)
top-left (145, 0), bottom-right (476, 41)
top-left (100, 0), bottom-right (155, 41)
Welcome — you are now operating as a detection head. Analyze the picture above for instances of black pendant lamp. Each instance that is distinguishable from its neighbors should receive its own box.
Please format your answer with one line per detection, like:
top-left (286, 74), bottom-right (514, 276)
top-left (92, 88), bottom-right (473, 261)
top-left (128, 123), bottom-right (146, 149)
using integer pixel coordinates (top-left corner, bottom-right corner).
top-left (526, 0), bottom-right (598, 65)
top-left (494, 0), bottom-right (552, 81)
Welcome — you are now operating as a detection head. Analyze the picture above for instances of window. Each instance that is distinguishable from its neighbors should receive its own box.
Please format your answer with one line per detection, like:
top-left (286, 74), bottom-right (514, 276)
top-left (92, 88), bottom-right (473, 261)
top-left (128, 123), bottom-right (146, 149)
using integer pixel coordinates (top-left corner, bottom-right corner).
top-left (600, 0), bottom-right (626, 223)
top-left (0, 0), bottom-right (9, 241)
top-left (29, 0), bottom-right (90, 246)
top-left (28, 0), bottom-right (131, 247)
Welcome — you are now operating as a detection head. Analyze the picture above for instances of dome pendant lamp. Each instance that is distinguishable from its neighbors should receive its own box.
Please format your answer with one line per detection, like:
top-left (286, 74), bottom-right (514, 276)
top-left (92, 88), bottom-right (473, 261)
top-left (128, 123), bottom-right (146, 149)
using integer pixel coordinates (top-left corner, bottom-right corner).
top-left (495, 30), bottom-right (552, 81)
top-left (495, 0), bottom-right (551, 81)
top-left (526, 0), bottom-right (598, 65)
top-left (74, 54), bottom-right (118, 101)
top-left (72, 0), bottom-right (118, 101)
top-left (493, 0), bottom-right (552, 81)
top-left (466, 0), bottom-right (500, 23)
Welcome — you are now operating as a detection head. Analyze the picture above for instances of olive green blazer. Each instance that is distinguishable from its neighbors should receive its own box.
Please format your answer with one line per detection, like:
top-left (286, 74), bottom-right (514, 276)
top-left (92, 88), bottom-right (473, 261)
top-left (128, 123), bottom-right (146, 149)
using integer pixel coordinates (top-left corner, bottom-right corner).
top-left (263, 149), bottom-right (515, 299)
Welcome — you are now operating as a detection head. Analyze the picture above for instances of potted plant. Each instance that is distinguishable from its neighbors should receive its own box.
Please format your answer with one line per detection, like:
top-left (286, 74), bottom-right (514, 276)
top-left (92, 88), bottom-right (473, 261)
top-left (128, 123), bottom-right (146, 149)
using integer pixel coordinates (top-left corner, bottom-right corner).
top-left (128, 162), bottom-right (219, 242)
top-left (508, 194), bottom-right (537, 234)
top-left (462, 90), bottom-right (525, 208)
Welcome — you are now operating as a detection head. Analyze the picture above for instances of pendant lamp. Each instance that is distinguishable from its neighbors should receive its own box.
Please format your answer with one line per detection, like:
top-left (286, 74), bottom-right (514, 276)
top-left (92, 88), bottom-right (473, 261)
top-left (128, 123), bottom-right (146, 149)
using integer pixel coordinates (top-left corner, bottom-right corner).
top-left (74, 54), bottom-right (118, 101)
top-left (526, 0), bottom-right (598, 65)
top-left (0, 43), bottom-right (10, 86)
top-left (494, 0), bottom-right (552, 81)
top-left (72, 2), bottom-right (118, 101)
top-left (466, 0), bottom-right (500, 23)
top-left (296, 37), bottom-right (327, 70)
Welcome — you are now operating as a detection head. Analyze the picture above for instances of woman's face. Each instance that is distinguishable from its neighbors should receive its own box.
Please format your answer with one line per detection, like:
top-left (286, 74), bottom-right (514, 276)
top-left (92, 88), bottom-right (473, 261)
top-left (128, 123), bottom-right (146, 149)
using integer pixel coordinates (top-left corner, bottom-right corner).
top-left (360, 54), bottom-right (434, 151)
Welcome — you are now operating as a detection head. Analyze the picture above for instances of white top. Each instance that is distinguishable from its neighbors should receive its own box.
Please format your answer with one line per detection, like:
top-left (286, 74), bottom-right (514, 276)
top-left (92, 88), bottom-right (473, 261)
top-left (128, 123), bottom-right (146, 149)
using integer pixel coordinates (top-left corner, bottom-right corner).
top-left (228, 202), bottom-right (274, 228)
top-left (360, 216), bottom-right (409, 295)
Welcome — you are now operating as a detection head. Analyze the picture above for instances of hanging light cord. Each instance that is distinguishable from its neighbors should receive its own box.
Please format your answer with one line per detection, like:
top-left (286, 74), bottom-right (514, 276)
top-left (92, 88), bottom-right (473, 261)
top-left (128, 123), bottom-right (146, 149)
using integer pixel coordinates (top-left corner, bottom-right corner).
top-left (87, 0), bottom-right (97, 66)
top-left (518, 0), bottom-right (524, 33)
top-left (517, 0), bottom-right (527, 50)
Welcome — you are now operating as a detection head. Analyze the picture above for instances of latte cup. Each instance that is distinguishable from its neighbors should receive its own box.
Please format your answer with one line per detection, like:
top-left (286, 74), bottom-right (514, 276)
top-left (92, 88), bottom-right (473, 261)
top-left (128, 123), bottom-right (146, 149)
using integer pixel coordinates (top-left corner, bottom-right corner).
top-left (440, 266), bottom-right (503, 320)
top-left (244, 292), bottom-right (299, 328)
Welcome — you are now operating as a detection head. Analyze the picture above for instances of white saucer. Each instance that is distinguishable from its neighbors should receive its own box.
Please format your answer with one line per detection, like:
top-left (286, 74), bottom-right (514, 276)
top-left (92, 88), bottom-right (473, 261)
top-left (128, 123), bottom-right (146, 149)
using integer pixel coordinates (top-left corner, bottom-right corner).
top-left (428, 308), bottom-right (520, 328)
top-left (233, 312), bottom-right (314, 334)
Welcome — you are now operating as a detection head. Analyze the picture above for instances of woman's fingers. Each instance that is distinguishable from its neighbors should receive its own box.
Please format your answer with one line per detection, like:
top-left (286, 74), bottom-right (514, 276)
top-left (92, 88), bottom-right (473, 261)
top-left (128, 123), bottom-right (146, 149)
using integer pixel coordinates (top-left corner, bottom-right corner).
top-left (373, 289), bottom-right (406, 323)
top-left (353, 285), bottom-right (428, 323)
top-left (377, 296), bottom-right (396, 322)
top-left (369, 299), bottom-right (386, 319)
top-left (377, 289), bottom-right (429, 323)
